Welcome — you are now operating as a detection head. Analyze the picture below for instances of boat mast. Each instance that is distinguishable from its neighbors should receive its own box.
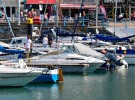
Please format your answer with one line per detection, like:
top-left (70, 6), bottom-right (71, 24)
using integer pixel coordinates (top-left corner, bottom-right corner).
top-left (96, 0), bottom-right (99, 32)
top-left (71, 0), bottom-right (84, 42)
top-left (18, 0), bottom-right (20, 25)
top-left (0, 0), bottom-right (15, 38)
top-left (114, 0), bottom-right (118, 36)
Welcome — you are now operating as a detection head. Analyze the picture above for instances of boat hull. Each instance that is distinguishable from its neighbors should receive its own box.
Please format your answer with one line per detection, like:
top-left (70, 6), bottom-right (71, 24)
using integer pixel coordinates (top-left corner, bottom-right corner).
top-left (87, 62), bottom-right (104, 72)
top-left (0, 73), bottom-right (40, 86)
top-left (57, 64), bottom-right (89, 74)
top-left (32, 69), bottom-right (59, 83)
top-left (0, 67), bottom-right (41, 86)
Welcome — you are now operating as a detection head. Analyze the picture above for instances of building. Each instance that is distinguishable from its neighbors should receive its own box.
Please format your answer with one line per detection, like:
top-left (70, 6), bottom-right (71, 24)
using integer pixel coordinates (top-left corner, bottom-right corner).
top-left (60, 0), bottom-right (96, 18)
top-left (0, 0), bottom-right (20, 17)
top-left (100, 0), bottom-right (135, 20)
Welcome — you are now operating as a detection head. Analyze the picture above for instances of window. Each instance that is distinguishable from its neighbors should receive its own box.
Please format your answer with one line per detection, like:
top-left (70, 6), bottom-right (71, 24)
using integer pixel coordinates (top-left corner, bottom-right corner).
top-left (12, 40), bottom-right (22, 44)
top-left (104, 0), bottom-right (125, 3)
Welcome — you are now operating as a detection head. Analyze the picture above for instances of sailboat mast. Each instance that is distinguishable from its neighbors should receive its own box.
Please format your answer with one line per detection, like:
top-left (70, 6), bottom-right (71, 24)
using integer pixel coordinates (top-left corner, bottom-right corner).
top-left (114, 0), bottom-right (118, 35)
top-left (18, 0), bottom-right (20, 25)
top-left (56, 0), bottom-right (59, 28)
top-left (96, 0), bottom-right (99, 31)
top-left (0, 0), bottom-right (15, 38)
top-left (72, 0), bottom-right (84, 42)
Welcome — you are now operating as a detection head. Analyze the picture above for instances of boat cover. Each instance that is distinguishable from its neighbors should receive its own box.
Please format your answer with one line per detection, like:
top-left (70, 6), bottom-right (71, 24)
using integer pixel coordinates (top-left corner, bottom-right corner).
top-left (74, 43), bottom-right (104, 59)
top-left (0, 45), bottom-right (24, 54)
top-left (38, 29), bottom-right (87, 42)
top-left (96, 34), bottom-right (129, 42)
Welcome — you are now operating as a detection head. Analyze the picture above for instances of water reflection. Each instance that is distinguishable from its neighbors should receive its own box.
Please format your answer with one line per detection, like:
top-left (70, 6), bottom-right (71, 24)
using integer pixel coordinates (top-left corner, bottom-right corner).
top-left (25, 83), bottom-right (64, 100)
top-left (0, 87), bottom-right (31, 100)
top-left (0, 87), bottom-right (30, 94)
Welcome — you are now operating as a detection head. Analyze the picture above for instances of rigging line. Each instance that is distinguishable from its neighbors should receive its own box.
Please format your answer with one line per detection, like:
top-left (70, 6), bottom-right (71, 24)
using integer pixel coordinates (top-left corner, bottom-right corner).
top-left (0, 0), bottom-right (15, 38)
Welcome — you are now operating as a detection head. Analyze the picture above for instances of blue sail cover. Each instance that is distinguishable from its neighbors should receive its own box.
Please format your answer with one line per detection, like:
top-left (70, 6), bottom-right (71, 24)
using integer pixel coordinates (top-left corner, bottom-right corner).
top-left (38, 29), bottom-right (87, 42)
top-left (0, 45), bottom-right (24, 54)
top-left (96, 34), bottom-right (129, 42)
top-left (55, 29), bottom-right (87, 37)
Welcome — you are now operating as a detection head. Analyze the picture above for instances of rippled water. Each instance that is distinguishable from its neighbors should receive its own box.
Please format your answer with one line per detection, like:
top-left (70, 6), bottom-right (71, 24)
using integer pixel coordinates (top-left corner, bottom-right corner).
top-left (0, 66), bottom-right (135, 100)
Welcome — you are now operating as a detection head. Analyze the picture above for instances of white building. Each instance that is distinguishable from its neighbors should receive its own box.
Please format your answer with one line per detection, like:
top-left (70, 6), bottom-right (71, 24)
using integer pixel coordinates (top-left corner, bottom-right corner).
top-left (0, 0), bottom-right (22, 18)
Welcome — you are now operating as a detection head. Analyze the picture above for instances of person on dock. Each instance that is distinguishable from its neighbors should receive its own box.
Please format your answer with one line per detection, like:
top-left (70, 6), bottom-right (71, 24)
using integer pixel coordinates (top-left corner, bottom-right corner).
top-left (24, 35), bottom-right (32, 58)
top-left (43, 34), bottom-right (49, 48)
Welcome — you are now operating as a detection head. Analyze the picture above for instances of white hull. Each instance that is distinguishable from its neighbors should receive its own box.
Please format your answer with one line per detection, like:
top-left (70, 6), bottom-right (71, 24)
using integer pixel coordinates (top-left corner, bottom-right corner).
top-left (0, 67), bottom-right (41, 86)
top-left (88, 63), bottom-right (104, 72)
top-left (27, 53), bottom-right (105, 73)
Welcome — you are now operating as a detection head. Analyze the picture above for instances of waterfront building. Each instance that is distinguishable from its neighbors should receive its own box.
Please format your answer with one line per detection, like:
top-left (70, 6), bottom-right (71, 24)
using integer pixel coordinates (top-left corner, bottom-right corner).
top-left (59, 0), bottom-right (96, 18)
top-left (100, 0), bottom-right (135, 21)
top-left (0, 0), bottom-right (24, 18)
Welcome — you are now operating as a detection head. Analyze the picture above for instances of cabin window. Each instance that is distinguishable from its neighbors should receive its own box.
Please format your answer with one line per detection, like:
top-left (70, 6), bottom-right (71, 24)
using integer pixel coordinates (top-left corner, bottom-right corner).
top-left (12, 40), bottom-right (22, 44)
top-left (66, 58), bottom-right (84, 60)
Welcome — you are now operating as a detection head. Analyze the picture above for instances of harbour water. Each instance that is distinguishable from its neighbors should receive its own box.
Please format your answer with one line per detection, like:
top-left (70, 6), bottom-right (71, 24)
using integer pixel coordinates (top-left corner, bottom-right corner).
top-left (0, 66), bottom-right (135, 100)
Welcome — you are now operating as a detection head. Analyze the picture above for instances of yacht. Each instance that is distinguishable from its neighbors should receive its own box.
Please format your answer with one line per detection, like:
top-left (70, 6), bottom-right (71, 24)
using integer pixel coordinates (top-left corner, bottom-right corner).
top-left (27, 51), bottom-right (105, 74)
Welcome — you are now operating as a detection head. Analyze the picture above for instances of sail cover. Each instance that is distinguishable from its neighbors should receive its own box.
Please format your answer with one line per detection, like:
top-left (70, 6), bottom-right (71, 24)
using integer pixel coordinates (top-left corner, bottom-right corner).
top-left (96, 34), bottom-right (129, 42)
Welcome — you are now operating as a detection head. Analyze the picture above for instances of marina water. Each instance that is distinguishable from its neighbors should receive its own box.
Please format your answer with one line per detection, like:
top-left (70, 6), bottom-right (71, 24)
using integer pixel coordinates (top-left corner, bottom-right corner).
top-left (0, 66), bottom-right (135, 100)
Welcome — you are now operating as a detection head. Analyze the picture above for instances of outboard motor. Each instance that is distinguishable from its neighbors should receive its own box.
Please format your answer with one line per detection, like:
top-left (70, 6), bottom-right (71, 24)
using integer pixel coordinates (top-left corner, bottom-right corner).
top-left (115, 59), bottom-right (128, 68)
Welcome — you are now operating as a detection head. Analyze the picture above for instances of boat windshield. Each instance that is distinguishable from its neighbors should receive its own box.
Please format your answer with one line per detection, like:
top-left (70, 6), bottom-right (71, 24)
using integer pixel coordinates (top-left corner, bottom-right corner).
top-left (61, 45), bottom-right (77, 53)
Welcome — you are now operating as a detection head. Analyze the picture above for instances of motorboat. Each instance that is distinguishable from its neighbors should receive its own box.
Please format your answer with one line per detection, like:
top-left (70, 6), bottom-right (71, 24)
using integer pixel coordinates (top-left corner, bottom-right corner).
top-left (0, 59), bottom-right (42, 87)
top-left (27, 51), bottom-right (105, 74)
top-left (59, 42), bottom-right (128, 70)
